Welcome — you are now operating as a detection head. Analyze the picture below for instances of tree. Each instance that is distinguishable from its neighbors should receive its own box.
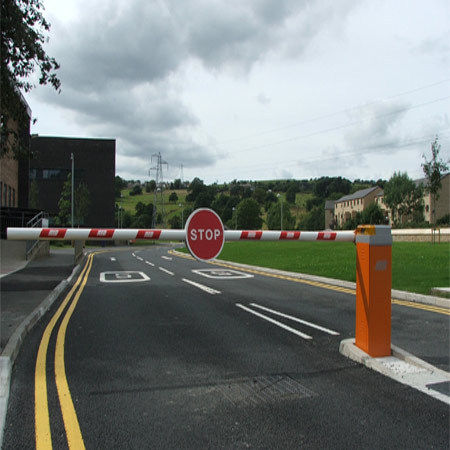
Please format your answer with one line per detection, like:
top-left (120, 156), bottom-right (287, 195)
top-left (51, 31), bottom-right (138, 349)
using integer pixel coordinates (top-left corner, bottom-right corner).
top-left (361, 202), bottom-right (385, 225)
top-left (422, 136), bottom-right (449, 225)
top-left (75, 181), bottom-right (90, 226)
top-left (168, 214), bottom-right (181, 229)
top-left (56, 174), bottom-right (90, 226)
top-left (56, 175), bottom-right (72, 226)
top-left (129, 184), bottom-right (142, 196)
top-left (285, 185), bottom-right (297, 204)
top-left (298, 206), bottom-right (324, 231)
top-left (384, 172), bottom-right (423, 226)
top-left (169, 192), bottom-right (178, 203)
top-left (1, 0), bottom-right (61, 158)
top-left (115, 176), bottom-right (126, 198)
top-left (266, 201), bottom-right (295, 230)
top-left (234, 198), bottom-right (262, 229)
top-left (146, 180), bottom-right (156, 192)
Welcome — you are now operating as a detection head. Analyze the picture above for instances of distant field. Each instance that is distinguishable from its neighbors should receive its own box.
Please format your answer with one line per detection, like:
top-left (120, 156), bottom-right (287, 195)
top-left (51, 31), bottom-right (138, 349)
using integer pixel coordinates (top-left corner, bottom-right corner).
top-left (118, 189), bottom-right (188, 218)
top-left (181, 241), bottom-right (449, 295)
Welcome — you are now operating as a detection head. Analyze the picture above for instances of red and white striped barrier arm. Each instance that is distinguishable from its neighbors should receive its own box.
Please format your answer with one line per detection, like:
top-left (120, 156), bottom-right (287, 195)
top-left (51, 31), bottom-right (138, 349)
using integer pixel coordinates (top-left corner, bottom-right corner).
top-left (7, 227), bottom-right (355, 242)
top-left (224, 230), bottom-right (355, 242)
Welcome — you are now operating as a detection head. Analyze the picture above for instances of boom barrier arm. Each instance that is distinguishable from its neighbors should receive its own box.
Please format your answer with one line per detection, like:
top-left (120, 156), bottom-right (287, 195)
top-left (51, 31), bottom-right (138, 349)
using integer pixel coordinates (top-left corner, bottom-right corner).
top-left (6, 227), bottom-right (356, 243)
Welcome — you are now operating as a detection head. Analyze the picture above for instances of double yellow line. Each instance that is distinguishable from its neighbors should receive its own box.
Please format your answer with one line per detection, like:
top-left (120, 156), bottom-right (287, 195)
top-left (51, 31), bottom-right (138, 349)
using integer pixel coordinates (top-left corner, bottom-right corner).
top-left (35, 252), bottom-right (98, 449)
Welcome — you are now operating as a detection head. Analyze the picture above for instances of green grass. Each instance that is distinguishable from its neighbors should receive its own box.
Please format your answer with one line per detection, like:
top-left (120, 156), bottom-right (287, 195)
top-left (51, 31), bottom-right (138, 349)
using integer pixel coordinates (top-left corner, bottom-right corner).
top-left (182, 241), bottom-right (449, 295)
top-left (118, 189), bottom-right (189, 217)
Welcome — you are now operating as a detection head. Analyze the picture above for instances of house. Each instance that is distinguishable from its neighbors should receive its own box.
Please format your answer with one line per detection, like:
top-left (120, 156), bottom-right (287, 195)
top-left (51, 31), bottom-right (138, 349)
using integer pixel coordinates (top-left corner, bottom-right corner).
top-left (324, 200), bottom-right (335, 229)
top-left (333, 186), bottom-right (383, 228)
top-left (327, 174), bottom-right (449, 228)
top-left (416, 173), bottom-right (449, 224)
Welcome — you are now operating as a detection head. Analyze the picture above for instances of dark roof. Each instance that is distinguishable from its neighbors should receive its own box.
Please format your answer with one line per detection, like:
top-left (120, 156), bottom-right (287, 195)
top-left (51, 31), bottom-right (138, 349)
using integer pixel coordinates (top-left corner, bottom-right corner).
top-left (336, 186), bottom-right (379, 203)
top-left (324, 200), bottom-right (335, 210)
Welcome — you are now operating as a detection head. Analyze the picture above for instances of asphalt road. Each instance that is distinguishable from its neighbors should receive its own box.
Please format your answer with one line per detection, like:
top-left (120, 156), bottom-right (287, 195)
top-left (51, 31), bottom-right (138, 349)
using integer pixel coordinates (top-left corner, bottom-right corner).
top-left (4, 245), bottom-right (449, 448)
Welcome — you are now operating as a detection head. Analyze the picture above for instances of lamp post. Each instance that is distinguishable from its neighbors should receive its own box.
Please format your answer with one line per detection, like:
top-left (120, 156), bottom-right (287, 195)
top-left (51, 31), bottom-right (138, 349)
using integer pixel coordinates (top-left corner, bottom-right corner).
top-left (232, 207), bottom-right (237, 229)
top-left (277, 193), bottom-right (283, 230)
top-left (71, 153), bottom-right (74, 228)
top-left (179, 203), bottom-right (184, 228)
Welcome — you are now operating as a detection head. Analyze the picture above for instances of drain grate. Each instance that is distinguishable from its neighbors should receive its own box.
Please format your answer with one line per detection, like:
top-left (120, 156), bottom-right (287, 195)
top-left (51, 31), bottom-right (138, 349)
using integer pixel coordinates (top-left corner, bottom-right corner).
top-left (215, 375), bottom-right (315, 406)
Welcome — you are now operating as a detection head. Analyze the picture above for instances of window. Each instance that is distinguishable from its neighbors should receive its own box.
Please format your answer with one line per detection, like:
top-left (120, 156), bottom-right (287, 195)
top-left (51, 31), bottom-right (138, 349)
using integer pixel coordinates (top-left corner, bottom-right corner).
top-left (0, 182), bottom-right (2, 207)
top-left (8, 186), bottom-right (12, 206)
top-left (12, 188), bottom-right (15, 207)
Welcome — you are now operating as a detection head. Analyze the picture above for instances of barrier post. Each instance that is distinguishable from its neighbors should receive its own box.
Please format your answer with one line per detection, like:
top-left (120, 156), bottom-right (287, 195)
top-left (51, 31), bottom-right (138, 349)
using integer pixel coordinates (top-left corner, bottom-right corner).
top-left (355, 225), bottom-right (392, 357)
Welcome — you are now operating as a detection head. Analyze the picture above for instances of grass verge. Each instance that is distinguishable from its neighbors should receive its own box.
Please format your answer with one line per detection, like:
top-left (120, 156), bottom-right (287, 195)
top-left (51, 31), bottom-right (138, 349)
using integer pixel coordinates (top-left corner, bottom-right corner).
top-left (181, 241), bottom-right (449, 295)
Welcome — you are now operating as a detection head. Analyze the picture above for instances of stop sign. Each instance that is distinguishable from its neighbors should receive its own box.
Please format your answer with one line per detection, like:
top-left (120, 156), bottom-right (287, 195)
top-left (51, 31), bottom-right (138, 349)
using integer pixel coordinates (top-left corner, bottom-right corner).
top-left (185, 208), bottom-right (224, 261)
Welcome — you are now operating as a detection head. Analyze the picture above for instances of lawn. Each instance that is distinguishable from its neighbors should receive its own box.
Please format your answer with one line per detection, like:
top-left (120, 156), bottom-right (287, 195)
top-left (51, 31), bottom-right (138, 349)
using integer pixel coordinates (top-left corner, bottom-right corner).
top-left (183, 241), bottom-right (449, 295)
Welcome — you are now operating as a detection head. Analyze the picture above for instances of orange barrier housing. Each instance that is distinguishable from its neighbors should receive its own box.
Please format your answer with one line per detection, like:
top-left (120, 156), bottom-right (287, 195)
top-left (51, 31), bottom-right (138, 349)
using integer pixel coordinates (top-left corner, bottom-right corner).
top-left (355, 225), bottom-right (392, 357)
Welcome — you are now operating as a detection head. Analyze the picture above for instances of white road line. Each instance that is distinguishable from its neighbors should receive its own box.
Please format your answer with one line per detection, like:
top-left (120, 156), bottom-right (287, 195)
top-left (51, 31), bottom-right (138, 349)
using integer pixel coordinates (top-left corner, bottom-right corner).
top-left (161, 256), bottom-right (172, 261)
top-left (110, 257), bottom-right (116, 261)
top-left (132, 253), bottom-right (136, 257)
top-left (250, 303), bottom-right (340, 336)
top-left (182, 279), bottom-right (221, 295)
top-left (236, 304), bottom-right (312, 340)
top-left (145, 261), bottom-right (155, 267)
top-left (136, 256), bottom-right (143, 261)
top-left (159, 267), bottom-right (175, 276)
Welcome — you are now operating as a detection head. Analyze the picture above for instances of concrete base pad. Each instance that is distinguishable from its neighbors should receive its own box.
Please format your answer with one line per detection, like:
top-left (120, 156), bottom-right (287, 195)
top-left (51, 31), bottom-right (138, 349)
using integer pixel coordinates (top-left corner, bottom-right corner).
top-left (339, 338), bottom-right (450, 405)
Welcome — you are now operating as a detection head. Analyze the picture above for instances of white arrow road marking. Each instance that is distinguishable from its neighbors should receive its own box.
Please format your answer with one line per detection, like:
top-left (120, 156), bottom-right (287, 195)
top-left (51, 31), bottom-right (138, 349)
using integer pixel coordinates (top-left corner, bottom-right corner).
top-left (250, 303), bottom-right (339, 335)
top-left (182, 279), bottom-right (221, 295)
top-left (145, 261), bottom-right (155, 267)
top-left (236, 304), bottom-right (312, 340)
top-left (110, 257), bottom-right (116, 261)
top-left (159, 267), bottom-right (174, 276)
top-left (132, 253), bottom-right (136, 257)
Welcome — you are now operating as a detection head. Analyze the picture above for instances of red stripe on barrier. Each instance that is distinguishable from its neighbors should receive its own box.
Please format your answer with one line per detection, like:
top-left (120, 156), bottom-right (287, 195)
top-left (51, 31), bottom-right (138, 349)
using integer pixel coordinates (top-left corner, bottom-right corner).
top-left (279, 231), bottom-right (301, 240)
top-left (136, 230), bottom-right (162, 240)
top-left (40, 228), bottom-right (67, 239)
top-left (240, 231), bottom-right (263, 240)
top-left (88, 229), bottom-right (114, 238)
top-left (317, 232), bottom-right (337, 241)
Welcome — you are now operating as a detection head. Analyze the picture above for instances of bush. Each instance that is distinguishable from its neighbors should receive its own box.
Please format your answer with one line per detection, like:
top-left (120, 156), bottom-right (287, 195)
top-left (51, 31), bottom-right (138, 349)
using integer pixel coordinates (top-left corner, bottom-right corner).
top-left (436, 214), bottom-right (450, 226)
top-left (129, 185), bottom-right (142, 196)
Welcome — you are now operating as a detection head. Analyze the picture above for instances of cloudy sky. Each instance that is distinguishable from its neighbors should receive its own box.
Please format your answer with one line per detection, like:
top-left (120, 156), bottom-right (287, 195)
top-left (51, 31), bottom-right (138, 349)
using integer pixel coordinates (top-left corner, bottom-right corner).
top-left (25, 0), bottom-right (449, 184)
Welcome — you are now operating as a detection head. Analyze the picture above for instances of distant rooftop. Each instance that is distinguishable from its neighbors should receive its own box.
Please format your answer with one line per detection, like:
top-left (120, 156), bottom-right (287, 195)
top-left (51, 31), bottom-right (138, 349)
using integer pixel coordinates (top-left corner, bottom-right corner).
top-left (335, 186), bottom-right (380, 203)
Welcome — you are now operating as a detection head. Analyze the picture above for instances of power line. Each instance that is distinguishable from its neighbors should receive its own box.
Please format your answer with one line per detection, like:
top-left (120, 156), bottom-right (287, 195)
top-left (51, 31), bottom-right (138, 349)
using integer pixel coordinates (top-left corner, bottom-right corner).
top-left (221, 95), bottom-right (450, 156)
top-left (214, 129), bottom-right (450, 178)
top-left (216, 78), bottom-right (450, 145)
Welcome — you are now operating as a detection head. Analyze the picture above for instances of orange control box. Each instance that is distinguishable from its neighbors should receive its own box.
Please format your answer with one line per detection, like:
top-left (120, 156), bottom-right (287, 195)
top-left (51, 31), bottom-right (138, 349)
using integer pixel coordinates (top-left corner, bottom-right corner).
top-left (355, 226), bottom-right (392, 357)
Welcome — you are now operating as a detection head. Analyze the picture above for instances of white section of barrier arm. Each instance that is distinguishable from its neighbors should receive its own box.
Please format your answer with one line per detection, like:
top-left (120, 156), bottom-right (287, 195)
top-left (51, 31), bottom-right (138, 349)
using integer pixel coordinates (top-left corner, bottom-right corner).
top-left (224, 230), bottom-right (355, 242)
top-left (7, 228), bottom-right (355, 242)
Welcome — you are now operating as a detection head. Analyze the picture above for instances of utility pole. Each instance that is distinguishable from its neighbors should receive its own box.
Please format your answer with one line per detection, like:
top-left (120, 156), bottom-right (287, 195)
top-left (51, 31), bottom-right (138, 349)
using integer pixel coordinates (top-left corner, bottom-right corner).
top-left (149, 152), bottom-right (168, 227)
top-left (179, 164), bottom-right (184, 186)
top-left (71, 153), bottom-right (74, 227)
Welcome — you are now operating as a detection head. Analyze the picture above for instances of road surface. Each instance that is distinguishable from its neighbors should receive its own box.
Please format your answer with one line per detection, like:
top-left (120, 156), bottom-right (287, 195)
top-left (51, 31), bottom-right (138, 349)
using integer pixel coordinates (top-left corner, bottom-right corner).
top-left (4, 245), bottom-right (449, 448)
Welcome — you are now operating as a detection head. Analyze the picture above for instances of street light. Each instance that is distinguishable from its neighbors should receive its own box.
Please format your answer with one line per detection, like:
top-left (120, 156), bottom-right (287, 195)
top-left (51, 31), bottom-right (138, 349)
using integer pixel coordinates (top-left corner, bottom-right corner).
top-left (179, 203), bottom-right (184, 228)
top-left (71, 153), bottom-right (74, 228)
top-left (277, 193), bottom-right (283, 230)
top-left (232, 207), bottom-right (237, 229)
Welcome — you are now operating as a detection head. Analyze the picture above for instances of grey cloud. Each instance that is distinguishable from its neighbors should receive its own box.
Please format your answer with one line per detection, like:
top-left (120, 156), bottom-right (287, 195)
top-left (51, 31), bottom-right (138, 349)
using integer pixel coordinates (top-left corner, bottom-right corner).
top-left (344, 100), bottom-right (410, 152)
top-left (40, 0), bottom-right (358, 177)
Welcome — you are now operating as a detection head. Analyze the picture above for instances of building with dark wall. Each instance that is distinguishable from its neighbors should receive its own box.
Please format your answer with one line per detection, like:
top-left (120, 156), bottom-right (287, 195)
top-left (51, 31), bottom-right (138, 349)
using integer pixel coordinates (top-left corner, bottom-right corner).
top-left (0, 92), bottom-right (31, 208)
top-left (30, 136), bottom-right (116, 227)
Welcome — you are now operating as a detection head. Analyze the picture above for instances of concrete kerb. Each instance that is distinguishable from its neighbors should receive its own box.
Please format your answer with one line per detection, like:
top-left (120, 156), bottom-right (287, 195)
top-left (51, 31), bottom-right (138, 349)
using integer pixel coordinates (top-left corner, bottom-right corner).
top-left (0, 251), bottom-right (88, 446)
top-left (339, 338), bottom-right (450, 405)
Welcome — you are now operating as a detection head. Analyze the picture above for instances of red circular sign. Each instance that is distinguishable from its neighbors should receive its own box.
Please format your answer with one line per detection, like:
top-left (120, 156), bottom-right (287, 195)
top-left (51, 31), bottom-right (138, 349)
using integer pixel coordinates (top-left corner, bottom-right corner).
top-left (185, 208), bottom-right (224, 261)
